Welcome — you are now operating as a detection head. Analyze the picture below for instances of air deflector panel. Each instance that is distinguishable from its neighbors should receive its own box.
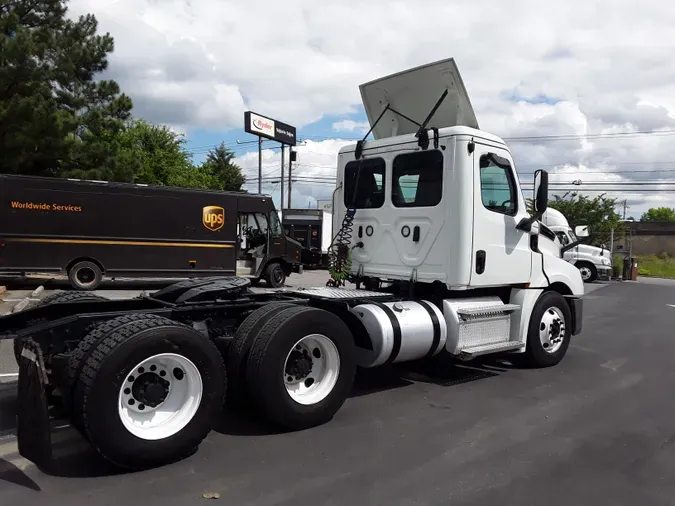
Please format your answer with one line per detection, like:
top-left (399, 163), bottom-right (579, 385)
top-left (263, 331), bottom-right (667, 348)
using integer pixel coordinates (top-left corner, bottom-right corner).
top-left (359, 58), bottom-right (479, 140)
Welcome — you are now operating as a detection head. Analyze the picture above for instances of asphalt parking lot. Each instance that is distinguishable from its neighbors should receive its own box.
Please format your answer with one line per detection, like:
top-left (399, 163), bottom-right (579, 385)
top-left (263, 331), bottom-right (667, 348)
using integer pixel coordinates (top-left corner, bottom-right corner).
top-left (1, 275), bottom-right (674, 505)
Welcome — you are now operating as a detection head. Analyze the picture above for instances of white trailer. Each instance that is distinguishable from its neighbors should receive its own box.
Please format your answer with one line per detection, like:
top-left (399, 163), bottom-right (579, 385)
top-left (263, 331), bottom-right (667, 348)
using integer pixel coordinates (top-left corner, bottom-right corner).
top-left (542, 208), bottom-right (612, 282)
top-left (2, 57), bottom-right (588, 472)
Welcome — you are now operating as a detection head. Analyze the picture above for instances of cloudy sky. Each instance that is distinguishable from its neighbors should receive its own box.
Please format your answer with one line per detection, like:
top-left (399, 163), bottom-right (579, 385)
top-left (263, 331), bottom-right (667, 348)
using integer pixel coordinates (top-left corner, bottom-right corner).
top-left (68, 0), bottom-right (675, 218)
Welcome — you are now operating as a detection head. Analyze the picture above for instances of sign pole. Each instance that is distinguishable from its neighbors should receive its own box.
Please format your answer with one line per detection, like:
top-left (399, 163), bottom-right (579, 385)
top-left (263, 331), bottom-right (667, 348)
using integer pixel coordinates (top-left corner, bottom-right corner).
top-left (288, 150), bottom-right (293, 209)
top-left (257, 137), bottom-right (262, 194)
top-left (280, 143), bottom-right (285, 210)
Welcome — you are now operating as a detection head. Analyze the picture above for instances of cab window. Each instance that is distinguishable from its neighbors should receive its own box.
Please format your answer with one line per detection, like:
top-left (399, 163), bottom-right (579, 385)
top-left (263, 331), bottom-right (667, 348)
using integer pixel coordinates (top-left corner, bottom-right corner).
top-left (479, 153), bottom-right (517, 216)
top-left (556, 231), bottom-right (570, 246)
top-left (392, 150), bottom-right (443, 208)
top-left (269, 211), bottom-right (283, 238)
top-left (344, 158), bottom-right (385, 209)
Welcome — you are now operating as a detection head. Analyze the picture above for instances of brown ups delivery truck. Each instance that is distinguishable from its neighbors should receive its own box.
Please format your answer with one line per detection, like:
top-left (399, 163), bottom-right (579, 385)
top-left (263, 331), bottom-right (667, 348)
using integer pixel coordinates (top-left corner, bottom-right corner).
top-left (0, 174), bottom-right (303, 290)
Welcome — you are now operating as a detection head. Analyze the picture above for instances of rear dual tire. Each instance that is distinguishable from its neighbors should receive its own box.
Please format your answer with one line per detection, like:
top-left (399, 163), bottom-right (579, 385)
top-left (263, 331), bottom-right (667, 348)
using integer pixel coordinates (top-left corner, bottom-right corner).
top-left (244, 306), bottom-right (357, 430)
top-left (70, 314), bottom-right (226, 470)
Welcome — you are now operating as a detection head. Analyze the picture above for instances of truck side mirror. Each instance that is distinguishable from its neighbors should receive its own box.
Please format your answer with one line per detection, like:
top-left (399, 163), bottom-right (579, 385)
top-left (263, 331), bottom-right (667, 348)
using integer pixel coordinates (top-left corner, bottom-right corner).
top-left (533, 170), bottom-right (549, 218)
top-left (575, 225), bottom-right (590, 238)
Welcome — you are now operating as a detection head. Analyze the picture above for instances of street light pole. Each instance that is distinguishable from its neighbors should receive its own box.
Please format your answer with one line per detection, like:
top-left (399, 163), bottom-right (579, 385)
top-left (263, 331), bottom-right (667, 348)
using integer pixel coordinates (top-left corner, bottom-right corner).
top-left (258, 137), bottom-right (263, 194)
top-left (280, 144), bottom-right (285, 210)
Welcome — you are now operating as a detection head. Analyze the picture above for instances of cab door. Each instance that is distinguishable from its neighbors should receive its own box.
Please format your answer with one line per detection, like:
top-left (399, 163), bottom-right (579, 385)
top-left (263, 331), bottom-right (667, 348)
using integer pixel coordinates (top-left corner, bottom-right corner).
top-left (268, 210), bottom-right (286, 257)
top-left (470, 144), bottom-right (532, 286)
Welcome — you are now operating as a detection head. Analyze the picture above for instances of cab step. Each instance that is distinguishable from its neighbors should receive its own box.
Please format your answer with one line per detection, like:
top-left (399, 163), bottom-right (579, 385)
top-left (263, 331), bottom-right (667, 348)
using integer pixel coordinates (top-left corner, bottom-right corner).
top-left (458, 341), bottom-right (523, 360)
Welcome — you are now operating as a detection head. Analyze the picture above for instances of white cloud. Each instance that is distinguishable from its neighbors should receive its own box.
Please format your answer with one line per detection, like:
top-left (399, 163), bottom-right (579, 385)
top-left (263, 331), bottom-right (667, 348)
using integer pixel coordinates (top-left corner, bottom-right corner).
top-left (332, 120), bottom-right (370, 134)
top-left (67, 0), bottom-right (675, 213)
top-left (234, 139), bottom-right (352, 210)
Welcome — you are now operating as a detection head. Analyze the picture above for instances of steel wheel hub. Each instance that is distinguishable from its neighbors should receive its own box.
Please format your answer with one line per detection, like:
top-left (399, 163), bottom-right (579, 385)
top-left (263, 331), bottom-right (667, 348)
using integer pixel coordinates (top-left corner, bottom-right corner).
top-left (118, 353), bottom-right (203, 440)
top-left (539, 307), bottom-right (566, 354)
top-left (283, 334), bottom-right (340, 406)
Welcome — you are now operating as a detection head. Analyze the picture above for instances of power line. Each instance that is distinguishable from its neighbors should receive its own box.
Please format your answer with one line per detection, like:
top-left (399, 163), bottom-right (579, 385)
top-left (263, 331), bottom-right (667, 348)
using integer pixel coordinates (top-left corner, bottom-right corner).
top-left (183, 129), bottom-right (675, 157)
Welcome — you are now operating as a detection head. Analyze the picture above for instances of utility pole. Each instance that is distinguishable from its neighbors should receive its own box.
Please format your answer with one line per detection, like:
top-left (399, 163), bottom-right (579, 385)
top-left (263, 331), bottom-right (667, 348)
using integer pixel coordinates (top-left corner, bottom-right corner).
top-left (622, 199), bottom-right (627, 220)
top-left (257, 137), bottom-right (263, 194)
top-left (280, 144), bottom-right (285, 210)
top-left (288, 150), bottom-right (295, 209)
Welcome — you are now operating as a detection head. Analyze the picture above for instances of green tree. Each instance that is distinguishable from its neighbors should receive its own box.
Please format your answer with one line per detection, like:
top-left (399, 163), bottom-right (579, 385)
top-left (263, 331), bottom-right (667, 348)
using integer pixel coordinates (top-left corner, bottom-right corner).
top-left (200, 142), bottom-right (246, 192)
top-left (0, 0), bottom-right (132, 177)
top-left (640, 207), bottom-right (675, 222)
top-left (547, 192), bottom-right (623, 246)
top-left (116, 119), bottom-right (194, 185)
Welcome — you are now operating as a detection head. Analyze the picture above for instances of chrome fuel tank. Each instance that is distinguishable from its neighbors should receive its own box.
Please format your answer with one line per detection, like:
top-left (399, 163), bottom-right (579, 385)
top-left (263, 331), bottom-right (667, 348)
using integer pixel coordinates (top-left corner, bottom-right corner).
top-left (349, 300), bottom-right (446, 368)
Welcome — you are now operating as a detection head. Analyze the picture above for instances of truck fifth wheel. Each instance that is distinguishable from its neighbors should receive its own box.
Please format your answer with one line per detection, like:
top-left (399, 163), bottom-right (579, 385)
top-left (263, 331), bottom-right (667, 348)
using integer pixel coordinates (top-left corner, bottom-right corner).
top-left (0, 57), bottom-right (587, 471)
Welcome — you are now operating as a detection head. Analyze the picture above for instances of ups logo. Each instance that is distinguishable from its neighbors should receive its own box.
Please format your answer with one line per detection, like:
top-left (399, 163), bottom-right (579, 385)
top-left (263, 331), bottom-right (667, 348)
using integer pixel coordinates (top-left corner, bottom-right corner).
top-left (203, 206), bottom-right (224, 231)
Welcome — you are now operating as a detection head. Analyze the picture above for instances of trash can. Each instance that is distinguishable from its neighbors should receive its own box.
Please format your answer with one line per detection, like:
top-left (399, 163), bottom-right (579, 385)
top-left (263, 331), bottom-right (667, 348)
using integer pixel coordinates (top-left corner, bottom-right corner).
top-left (630, 258), bottom-right (639, 281)
top-left (623, 257), bottom-right (639, 281)
top-left (622, 257), bottom-right (631, 280)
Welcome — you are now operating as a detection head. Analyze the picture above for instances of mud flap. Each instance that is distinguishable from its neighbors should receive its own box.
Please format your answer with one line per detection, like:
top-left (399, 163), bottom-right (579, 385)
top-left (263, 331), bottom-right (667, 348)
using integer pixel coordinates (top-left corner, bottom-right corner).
top-left (16, 339), bottom-right (52, 466)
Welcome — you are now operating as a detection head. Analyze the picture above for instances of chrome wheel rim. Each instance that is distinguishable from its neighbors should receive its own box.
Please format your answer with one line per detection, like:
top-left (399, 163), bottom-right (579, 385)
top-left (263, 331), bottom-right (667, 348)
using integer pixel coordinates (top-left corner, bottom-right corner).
top-left (539, 307), bottom-right (566, 354)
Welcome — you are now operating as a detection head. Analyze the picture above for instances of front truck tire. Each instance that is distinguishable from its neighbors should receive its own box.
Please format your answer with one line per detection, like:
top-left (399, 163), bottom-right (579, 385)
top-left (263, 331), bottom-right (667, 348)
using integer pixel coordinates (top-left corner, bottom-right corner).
top-left (245, 306), bottom-right (357, 430)
top-left (522, 290), bottom-right (572, 368)
top-left (576, 261), bottom-right (597, 283)
top-left (71, 314), bottom-right (226, 470)
top-left (68, 260), bottom-right (103, 291)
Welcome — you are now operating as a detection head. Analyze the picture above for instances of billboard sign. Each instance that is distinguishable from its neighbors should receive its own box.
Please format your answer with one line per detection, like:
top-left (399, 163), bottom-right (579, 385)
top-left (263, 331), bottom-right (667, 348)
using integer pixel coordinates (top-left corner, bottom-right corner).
top-left (244, 111), bottom-right (297, 146)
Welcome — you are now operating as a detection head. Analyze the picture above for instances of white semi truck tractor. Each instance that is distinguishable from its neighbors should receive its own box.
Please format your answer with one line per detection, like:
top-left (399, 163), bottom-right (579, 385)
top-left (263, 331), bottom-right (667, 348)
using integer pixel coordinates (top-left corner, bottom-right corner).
top-left (542, 207), bottom-right (612, 282)
top-left (1, 58), bottom-right (588, 472)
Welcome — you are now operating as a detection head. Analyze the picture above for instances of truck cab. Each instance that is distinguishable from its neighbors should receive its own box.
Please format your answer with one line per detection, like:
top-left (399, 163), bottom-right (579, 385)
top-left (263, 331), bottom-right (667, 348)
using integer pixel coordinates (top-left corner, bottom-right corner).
top-left (327, 58), bottom-right (586, 364)
top-left (333, 59), bottom-right (585, 294)
top-left (542, 207), bottom-right (612, 282)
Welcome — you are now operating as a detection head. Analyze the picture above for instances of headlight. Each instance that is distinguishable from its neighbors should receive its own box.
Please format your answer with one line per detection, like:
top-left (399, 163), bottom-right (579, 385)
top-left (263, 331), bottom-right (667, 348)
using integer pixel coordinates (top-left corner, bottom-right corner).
top-left (601, 258), bottom-right (610, 266)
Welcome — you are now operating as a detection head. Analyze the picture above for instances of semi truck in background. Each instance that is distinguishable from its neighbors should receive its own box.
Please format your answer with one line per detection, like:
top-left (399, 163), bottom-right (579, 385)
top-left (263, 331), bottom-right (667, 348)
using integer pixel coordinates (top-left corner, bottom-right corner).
top-left (541, 207), bottom-right (612, 282)
top-left (282, 208), bottom-right (332, 268)
top-left (1, 57), bottom-right (588, 473)
top-left (0, 175), bottom-right (303, 289)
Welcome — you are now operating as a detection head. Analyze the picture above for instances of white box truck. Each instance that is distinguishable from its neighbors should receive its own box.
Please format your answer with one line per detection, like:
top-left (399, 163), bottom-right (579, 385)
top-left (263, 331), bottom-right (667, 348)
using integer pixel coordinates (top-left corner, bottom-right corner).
top-left (1, 57), bottom-right (587, 472)
top-left (282, 208), bottom-right (332, 267)
top-left (542, 207), bottom-right (612, 282)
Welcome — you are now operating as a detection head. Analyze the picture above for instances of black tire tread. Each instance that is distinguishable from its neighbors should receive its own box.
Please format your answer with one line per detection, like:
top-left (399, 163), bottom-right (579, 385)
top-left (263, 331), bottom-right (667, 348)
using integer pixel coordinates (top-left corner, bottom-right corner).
top-left (74, 314), bottom-right (224, 468)
top-left (245, 306), bottom-right (316, 420)
top-left (67, 313), bottom-right (164, 393)
top-left (264, 262), bottom-right (286, 288)
top-left (13, 292), bottom-right (108, 363)
top-left (523, 290), bottom-right (572, 368)
top-left (69, 261), bottom-right (103, 291)
top-left (38, 291), bottom-right (108, 307)
top-left (226, 302), bottom-right (295, 402)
